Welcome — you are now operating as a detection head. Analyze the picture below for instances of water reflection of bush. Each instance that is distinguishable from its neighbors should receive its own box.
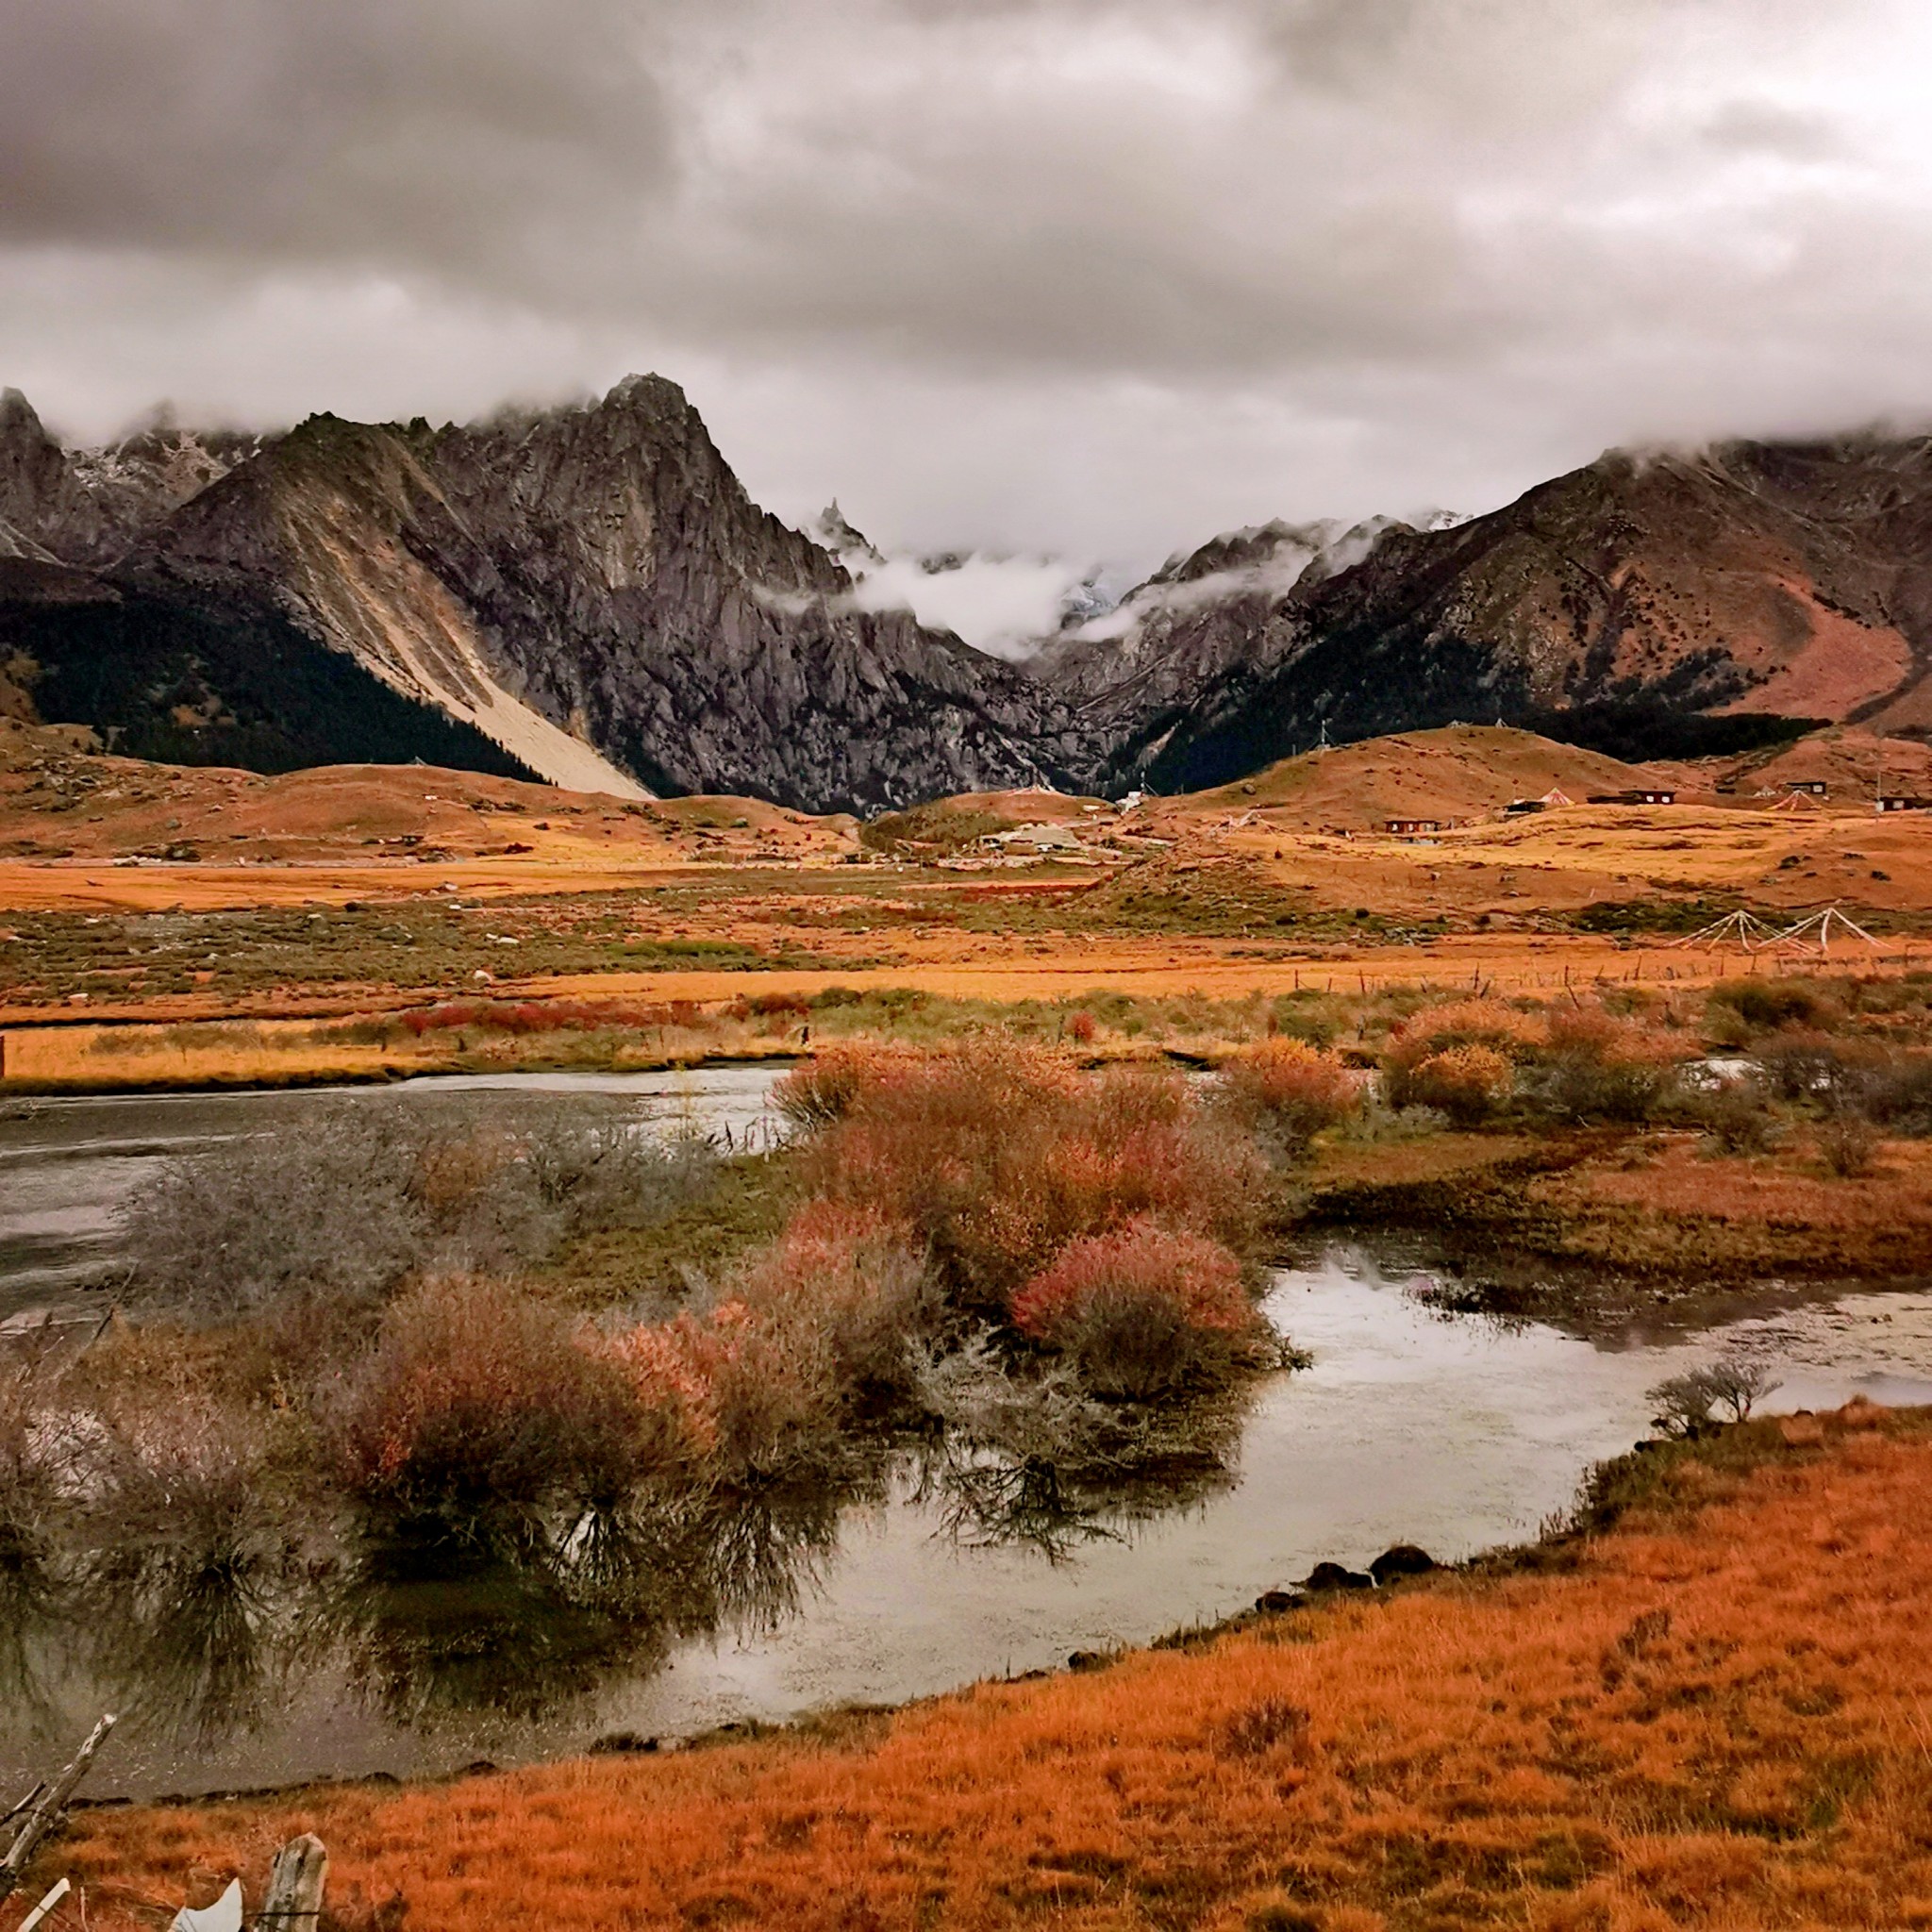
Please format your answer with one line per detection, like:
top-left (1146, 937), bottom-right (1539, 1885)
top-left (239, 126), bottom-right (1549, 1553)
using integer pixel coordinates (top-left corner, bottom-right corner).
top-left (911, 1388), bottom-right (1251, 1563)
top-left (4, 1397), bottom-right (1245, 1757)
top-left (5, 1471), bottom-right (869, 1751)
top-left (315, 1478), bottom-right (859, 1728)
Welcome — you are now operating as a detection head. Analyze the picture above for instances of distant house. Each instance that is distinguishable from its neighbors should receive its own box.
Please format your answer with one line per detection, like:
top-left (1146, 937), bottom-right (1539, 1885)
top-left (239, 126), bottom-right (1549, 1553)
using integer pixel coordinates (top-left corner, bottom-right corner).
top-left (1786, 779), bottom-right (1828, 796)
top-left (1877, 794), bottom-right (1931, 813)
top-left (1586, 789), bottom-right (1676, 807)
top-left (986, 823), bottom-right (1084, 853)
top-left (1386, 817), bottom-right (1444, 837)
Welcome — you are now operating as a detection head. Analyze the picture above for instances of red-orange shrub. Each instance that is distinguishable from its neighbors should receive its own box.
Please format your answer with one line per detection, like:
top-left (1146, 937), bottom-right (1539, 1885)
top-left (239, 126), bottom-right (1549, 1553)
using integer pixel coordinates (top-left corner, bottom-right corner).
top-left (603, 1301), bottom-right (841, 1486)
top-left (1221, 1038), bottom-right (1361, 1143)
top-left (1009, 1217), bottom-right (1257, 1397)
top-left (400, 998), bottom-right (677, 1038)
top-left (801, 1042), bottom-right (1268, 1307)
top-left (331, 1276), bottom-right (653, 1534)
top-left (728, 1203), bottom-right (935, 1398)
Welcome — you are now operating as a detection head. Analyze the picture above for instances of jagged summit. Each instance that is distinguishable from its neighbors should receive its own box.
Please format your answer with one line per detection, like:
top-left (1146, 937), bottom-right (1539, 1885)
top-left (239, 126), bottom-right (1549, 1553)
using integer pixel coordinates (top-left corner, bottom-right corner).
top-left (599, 371), bottom-right (692, 414)
top-left (0, 378), bottom-right (1068, 809)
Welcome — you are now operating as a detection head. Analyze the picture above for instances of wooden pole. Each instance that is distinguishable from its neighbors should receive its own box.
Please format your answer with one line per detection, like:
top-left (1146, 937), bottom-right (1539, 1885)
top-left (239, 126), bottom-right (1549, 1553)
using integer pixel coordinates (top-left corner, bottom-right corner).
top-left (0, 1714), bottom-right (116, 1907)
top-left (256, 1835), bottom-right (328, 1932)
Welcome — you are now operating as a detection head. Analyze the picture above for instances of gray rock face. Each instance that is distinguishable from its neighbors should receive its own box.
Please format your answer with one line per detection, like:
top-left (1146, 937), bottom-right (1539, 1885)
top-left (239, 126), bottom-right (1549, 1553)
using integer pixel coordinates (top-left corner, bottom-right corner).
top-left (7, 375), bottom-right (1074, 810)
top-left (0, 389), bottom-right (261, 568)
top-left (408, 376), bottom-right (1072, 808)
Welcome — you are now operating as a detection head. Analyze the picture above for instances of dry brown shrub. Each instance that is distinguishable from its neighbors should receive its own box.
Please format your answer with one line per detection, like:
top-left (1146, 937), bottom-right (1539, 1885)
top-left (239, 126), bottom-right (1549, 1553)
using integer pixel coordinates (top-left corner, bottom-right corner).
top-left (408, 1124), bottom-right (521, 1216)
top-left (1221, 1039), bottom-right (1362, 1145)
top-left (1401, 1044), bottom-right (1514, 1125)
top-left (1818, 1111), bottom-right (1880, 1180)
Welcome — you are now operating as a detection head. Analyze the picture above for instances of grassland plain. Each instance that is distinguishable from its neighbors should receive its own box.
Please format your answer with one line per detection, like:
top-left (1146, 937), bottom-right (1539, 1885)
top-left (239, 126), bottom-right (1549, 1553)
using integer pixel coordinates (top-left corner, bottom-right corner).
top-left (40, 1404), bottom-right (1932, 1932)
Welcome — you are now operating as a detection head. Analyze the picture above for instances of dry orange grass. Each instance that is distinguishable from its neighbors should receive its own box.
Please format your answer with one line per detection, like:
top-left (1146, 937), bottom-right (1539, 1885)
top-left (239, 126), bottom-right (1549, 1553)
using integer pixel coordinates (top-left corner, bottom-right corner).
top-left (1308, 1130), bottom-right (1545, 1192)
top-left (1528, 1135), bottom-right (1932, 1274)
top-left (48, 1407), bottom-right (1932, 1932)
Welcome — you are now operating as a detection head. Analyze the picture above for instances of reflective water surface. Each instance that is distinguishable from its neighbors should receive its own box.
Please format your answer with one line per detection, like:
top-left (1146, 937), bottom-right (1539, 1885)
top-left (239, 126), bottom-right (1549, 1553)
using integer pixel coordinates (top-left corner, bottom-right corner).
top-left (6, 1237), bottom-right (1931, 1800)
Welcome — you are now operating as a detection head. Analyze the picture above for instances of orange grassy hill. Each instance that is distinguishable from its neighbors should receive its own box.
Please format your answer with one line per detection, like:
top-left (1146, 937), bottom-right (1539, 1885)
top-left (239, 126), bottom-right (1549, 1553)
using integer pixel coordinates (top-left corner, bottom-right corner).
top-left (1169, 724), bottom-right (1675, 831)
top-left (0, 717), bottom-right (853, 868)
top-left (49, 1404), bottom-right (1932, 1932)
top-left (1708, 724), bottom-right (1932, 803)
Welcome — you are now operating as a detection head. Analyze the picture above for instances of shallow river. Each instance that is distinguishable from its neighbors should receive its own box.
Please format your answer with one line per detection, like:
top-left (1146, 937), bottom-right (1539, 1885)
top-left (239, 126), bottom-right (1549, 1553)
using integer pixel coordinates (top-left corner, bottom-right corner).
top-left (7, 1224), bottom-right (1932, 1798)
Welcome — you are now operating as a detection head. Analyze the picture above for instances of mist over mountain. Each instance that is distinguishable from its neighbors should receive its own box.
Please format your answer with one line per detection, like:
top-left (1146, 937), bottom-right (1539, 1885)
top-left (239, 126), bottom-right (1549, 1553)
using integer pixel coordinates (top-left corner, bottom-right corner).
top-left (806, 504), bottom-right (1117, 662)
top-left (6, 373), bottom-right (1931, 809)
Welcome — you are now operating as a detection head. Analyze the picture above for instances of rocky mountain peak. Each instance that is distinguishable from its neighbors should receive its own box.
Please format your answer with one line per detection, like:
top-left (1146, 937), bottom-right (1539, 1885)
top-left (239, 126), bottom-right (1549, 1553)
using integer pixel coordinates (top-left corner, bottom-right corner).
top-left (598, 372), bottom-right (693, 420)
top-left (0, 389), bottom-right (75, 551)
top-left (0, 388), bottom-right (51, 441)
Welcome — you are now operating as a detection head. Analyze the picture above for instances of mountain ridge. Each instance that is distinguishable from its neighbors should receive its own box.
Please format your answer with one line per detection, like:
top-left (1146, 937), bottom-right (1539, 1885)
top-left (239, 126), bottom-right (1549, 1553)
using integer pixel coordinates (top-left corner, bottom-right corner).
top-left (6, 378), bottom-right (1932, 808)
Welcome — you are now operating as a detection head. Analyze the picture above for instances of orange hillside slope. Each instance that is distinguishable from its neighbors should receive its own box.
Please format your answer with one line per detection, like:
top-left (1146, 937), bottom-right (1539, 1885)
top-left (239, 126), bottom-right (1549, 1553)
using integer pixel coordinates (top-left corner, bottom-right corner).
top-left (53, 1408), bottom-right (1932, 1932)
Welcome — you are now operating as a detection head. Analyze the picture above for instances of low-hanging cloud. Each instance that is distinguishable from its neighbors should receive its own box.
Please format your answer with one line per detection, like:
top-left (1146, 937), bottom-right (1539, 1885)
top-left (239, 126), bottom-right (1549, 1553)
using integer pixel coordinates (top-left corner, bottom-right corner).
top-left (6, 0), bottom-right (1932, 574)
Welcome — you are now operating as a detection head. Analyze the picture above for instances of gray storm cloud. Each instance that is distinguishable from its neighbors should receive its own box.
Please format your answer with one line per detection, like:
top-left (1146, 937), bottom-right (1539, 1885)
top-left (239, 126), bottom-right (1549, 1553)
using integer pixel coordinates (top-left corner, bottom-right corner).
top-left (3, 0), bottom-right (1929, 574)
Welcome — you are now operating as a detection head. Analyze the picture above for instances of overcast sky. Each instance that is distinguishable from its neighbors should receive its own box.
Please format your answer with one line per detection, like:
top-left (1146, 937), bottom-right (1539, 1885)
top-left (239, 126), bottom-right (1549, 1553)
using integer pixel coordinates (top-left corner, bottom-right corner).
top-left (7, 0), bottom-right (1932, 591)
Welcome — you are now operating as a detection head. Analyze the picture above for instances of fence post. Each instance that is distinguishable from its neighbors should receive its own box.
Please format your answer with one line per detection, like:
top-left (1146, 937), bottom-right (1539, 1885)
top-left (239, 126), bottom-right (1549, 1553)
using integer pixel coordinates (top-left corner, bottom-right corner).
top-left (256, 1836), bottom-right (328, 1932)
